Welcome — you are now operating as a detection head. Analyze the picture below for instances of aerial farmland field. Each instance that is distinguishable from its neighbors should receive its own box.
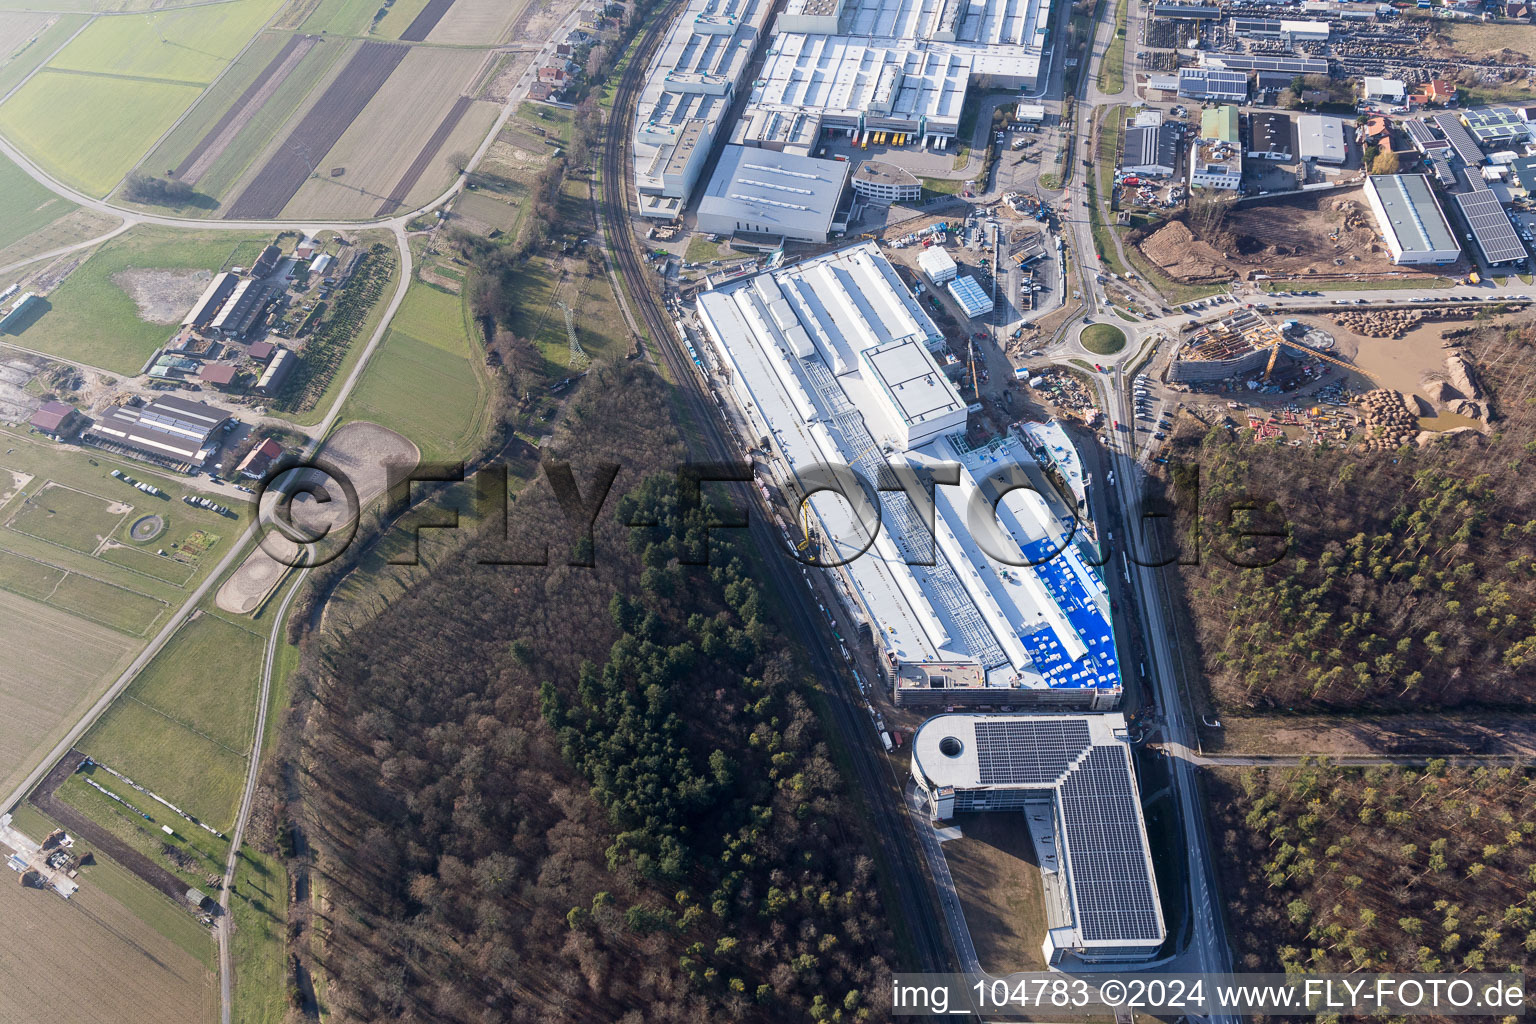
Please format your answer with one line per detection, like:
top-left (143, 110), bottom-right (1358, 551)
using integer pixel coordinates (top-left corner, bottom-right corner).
top-left (424, 0), bottom-right (529, 44)
top-left (0, 13), bottom-right (88, 99)
top-left (0, 150), bottom-right (76, 250)
top-left (0, 878), bottom-right (215, 1024)
top-left (279, 45), bottom-right (495, 219)
top-left (0, 71), bottom-right (201, 196)
top-left (47, 0), bottom-right (282, 85)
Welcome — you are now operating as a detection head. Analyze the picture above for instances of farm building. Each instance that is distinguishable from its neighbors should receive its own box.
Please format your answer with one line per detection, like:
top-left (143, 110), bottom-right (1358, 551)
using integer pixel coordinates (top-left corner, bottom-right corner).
top-left (310, 252), bottom-right (334, 276)
top-left (246, 340), bottom-right (276, 362)
top-left (148, 354), bottom-right (200, 380)
top-left (198, 362), bottom-right (239, 388)
top-left (910, 712), bottom-right (1166, 966)
top-left (87, 395), bottom-right (230, 470)
top-left (917, 246), bottom-right (958, 283)
top-left (251, 244), bottom-right (282, 278)
top-left (207, 279), bottom-right (270, 338)
top-left (256, 348), bottom-right (295, 397)
top-left (1364, 174), bottom-right (1461, 265)
top-left (1121, 124), bottom-right (1180, 176)
top-left (28, 400), bottom-right (82, 439)
top-left (947, 275), bottom-right (994, 318)
top-left (236, 437), bottom-right (284, 478)
top-left (852, 160), bottom-right (923, 204)
top-left (1297, 114), bottom-right (1348, 164)
top-left (182, 273), bottom-right (238, 329)
top-left (695, 145), bottom-right (852, 243)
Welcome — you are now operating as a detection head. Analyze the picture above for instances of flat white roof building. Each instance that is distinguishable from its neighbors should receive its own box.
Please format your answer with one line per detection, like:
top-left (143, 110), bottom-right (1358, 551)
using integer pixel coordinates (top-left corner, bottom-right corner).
top-left (911, 712), bottom-right (1166, 964)
top-left (695, 242), bottom-right (1123, 709)
top-left (1297, 113), bottom-right (1348, 164)
top-left (1364, 174), bottom-right (1461, 265)
top-left (696, 145), bottom-right (852, 241)
top-left (739, 0), bottom-right (1049, 149)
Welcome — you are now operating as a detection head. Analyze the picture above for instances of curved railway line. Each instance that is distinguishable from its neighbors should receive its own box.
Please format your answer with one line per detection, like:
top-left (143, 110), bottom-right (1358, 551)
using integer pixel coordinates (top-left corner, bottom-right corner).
top-left (598, 6), bottom-right (954, 978)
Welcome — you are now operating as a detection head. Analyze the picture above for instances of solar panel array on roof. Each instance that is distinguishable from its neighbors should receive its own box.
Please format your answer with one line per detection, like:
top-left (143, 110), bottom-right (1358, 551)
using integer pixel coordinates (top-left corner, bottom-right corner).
top-left (1455, 189), bottom-right (1527, 263)
top-left (1203, 54), bottom-right (1326, 73)
top-left (1403, 118), bottom-right (1439, 146)
top-left (1433, 113), bottom-right (1484, 166)
top-left (1059, 746), bottom-right (1164, 942)
top-left (974, 719), bottom-right (1092, 784)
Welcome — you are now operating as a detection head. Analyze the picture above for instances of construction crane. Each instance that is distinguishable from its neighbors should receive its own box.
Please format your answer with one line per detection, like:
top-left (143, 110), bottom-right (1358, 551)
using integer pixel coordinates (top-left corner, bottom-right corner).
top-left (1262, 336), bottom-right (1378, 383)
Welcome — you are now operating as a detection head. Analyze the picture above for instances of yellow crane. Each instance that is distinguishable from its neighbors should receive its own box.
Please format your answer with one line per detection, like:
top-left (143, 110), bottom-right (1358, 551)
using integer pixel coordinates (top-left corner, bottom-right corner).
top-left (1262, 336), bottom-right (1378, 382)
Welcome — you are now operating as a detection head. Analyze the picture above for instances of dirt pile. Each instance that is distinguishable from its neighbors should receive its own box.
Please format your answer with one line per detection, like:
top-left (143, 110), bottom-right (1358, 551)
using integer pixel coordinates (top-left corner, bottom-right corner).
top-left (1445, 347), bottom-right (1482, 399)
top-left (1356, 389), bottom-right (1419, 449)
top-left (1136, 220), bottom-right (1233, 283)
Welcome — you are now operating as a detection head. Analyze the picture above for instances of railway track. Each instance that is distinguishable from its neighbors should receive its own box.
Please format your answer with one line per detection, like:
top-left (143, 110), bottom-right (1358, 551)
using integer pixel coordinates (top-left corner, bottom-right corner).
top-left (598, 6), bottom-right (953, 977)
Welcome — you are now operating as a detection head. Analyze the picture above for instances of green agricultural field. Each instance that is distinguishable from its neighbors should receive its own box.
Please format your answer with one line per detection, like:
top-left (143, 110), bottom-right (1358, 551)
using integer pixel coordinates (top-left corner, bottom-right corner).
top-left (0, 71), bottom-right (202, 196)
top-left (48, 571), bottom-right (166, 634)
top-left (0, 547), bottom-right (65, 602)
top-left (99, 539), bottom-right (199, 585)
top-left (48, 0), bottom-right (282, 85)
top-left (301, 0), bottom-right (385, 35)
top-left (341, 280), bottom-right (487, 461)
top-left (229, 847), bottom-right (289, 1024)
top-left (0, 151), bottom-right (76, 250)
top-left (57, 769), bottom-right (230, 884)
top-left (2, 224), bottom-right (270, 371)
top-left (119, 612), bottom-right (265, 752)
top-left (7, 480), bottom-right (128, 554)
top-left (83, 682), bottom-right (249, 830)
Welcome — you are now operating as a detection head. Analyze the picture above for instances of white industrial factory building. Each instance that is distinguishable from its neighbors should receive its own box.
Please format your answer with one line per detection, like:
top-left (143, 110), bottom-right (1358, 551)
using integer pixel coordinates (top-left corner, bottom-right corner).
top-left (694, 242), bottom-right (1123, 711)
top-left (911, 712), bottom-right (1167, 965)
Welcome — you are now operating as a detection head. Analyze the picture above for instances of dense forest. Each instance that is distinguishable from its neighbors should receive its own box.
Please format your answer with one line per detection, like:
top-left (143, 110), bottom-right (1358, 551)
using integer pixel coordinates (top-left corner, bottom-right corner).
top-left (1167, 321), bottom-right (1536, 712)
top-left (273, 364), bottom-right (897, 1023)
top-left (1210, 762), bottom-right (1536, 980)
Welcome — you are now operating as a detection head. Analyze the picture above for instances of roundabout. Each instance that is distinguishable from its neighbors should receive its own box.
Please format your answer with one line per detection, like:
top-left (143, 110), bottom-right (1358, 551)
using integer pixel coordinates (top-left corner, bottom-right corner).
top-left (1080, 322), bottom-right (1127, 356)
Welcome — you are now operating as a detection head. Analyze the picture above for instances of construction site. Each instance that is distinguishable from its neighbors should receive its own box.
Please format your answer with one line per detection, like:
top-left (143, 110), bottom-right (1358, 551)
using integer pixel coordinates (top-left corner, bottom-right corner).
top-left (1165, 302), bottom-right (1502, 450)
top-left (1133, 189), bottom-right (1465, 285)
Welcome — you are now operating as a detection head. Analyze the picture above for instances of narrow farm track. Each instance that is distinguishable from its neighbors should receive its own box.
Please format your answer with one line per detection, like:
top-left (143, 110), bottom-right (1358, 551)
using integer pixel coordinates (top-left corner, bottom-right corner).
top-left (598, 9), bottom-right (953, 977)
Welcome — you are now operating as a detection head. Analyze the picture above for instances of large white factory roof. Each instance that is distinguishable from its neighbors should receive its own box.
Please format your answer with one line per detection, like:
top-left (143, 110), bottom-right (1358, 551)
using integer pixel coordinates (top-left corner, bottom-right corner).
top-left (632, 0), bottom-right (772, 210)
top-left (695, 242), bottom-right (1123, 697)
top-left (742, 0), bottom-right (1046, 142)
top-left (911, 713), bottom-right (1165, 949)
top-left (697, 144), bottom-right (851, 240)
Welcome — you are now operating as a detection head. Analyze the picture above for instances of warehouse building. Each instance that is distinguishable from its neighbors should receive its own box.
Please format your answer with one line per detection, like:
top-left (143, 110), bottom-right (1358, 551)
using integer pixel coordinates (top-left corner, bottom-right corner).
top-left (695, 145), bottom-right (851, 242)
top-left (1363, 174), bottom-right (1461, 265)
top-left (1177, 67), bottom-right (1246, 103)
top-left (851, 160), bottom-right (923, 204)
top-left (735, 0), bottom-right (1050, 154)
top-left (695, 242), bottom-right (1124, 710)
top-left (1297, 114), bottom-right (1348, 164)
top-left (633, 0), bottom-right (774, 218)
top-left (1363, 76), bottom-right (1406, 106)
top-left (1121, 123), bottom-right (1180, 176)
top-left (911, 712), bottom-right (1166, 965)
top-left (87, 395), bottom-right (230, 471)
top-left (1247, 112), bottom-right (1293, 160)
